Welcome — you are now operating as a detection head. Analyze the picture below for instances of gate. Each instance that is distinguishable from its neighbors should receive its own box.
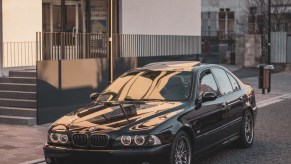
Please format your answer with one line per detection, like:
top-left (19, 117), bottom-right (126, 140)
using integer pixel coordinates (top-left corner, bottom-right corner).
top-left (287, 35), bottom-right (291, 64)
top-left (36, 32), bottom-right (107, 61)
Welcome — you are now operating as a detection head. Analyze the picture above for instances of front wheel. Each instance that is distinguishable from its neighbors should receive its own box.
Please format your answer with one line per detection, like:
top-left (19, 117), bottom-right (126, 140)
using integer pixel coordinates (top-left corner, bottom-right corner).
top-left (236, 110), bottom-right (255, 148)
top-left (170, 131), bottom-right (192, 164)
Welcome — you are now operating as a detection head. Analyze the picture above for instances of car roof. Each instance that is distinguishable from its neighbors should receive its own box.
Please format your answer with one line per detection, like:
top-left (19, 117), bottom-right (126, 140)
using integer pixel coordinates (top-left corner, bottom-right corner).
top-left (139, 61), bottom-right (202, 71)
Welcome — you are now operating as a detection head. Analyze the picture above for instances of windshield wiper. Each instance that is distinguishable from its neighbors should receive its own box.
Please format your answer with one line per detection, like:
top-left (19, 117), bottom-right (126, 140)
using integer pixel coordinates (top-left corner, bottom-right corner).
top-left (119, 103), bottom-right (130, 123)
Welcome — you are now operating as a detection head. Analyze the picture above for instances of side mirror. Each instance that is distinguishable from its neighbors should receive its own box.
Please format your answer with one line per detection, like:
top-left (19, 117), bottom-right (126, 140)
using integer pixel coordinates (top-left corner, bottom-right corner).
top-left (202, 92), bottom-right (217, 102)
top-left (90, 92), bottom-right (100, 101)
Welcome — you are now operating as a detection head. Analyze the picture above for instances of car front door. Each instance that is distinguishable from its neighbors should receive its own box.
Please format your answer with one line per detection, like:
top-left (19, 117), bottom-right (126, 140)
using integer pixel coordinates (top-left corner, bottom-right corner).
top-left (211, 68), bottom-right (244, 136)
top-left (190, 69), bottom-right (228, 151)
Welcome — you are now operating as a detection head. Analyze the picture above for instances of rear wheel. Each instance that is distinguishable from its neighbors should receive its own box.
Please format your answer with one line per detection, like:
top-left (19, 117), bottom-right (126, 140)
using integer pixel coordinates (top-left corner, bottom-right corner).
top-left (170, 131), bottom-right (192, 164)
top-left (236, 110), bottom-right (254, 148)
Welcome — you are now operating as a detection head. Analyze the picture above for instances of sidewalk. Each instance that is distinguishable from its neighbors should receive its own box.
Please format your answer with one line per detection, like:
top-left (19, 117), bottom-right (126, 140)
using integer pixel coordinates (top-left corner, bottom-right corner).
top-left (0, 124), bottom-right (49, 164)
top-left (242, 71), bottom-right (291, 103)
top-left (1, 65), bottom-right (291, 164)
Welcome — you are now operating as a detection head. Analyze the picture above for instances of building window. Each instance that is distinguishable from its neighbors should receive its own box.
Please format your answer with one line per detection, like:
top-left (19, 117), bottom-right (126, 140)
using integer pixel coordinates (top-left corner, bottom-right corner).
top-left (42, 0), bottom-right (113, 34)
top-left (91, 0), bottom-right (108, 33)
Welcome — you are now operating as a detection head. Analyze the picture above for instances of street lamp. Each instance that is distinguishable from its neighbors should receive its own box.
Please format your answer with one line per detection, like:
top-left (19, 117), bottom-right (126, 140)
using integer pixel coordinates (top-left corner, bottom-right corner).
top-left (268, 0), bottom-right (271, 65)
top-left (268, 0), bottom-right (272, 93)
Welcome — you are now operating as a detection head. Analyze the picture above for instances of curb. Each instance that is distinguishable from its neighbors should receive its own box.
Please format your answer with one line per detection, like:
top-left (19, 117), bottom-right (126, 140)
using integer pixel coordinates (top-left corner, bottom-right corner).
top-left (20, 158), bottom-right (45, 164)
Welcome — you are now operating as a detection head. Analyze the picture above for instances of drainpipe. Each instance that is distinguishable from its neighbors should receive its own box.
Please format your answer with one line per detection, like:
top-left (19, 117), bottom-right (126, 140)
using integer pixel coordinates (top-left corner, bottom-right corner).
top-left (108, 0), bottom-right (113, 85)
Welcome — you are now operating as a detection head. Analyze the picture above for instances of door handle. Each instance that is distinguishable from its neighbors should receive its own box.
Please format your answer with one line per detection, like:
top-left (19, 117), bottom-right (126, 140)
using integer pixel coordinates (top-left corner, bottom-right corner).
top-left (221, 102), bottom-right (228, 119)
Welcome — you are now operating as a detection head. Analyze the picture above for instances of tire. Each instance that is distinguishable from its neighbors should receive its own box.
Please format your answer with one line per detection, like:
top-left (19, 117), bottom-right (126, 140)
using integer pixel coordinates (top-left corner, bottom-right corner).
top-left (170, 131), bottom-right (192, 164)
top-left (236, 110), bottom-right (255, 148)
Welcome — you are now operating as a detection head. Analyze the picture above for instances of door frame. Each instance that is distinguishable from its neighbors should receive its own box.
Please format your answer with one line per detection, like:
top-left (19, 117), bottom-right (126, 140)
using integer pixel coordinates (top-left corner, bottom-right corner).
top-left (48, 2), bottom-right (80, 33)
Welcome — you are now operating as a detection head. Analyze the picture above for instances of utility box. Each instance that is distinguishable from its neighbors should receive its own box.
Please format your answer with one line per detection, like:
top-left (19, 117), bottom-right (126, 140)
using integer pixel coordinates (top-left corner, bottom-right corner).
top-left (258, 64), bottom-right (274, 94)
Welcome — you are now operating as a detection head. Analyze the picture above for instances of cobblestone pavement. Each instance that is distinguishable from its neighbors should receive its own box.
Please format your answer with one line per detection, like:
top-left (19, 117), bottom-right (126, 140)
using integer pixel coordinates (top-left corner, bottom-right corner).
top-left (0, 124), bottom-right (49, 164)
top-left (195, 98), bottom-right (291, 164)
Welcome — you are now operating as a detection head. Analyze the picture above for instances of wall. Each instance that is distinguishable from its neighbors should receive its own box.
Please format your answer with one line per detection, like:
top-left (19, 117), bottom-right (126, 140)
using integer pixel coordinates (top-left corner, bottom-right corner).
top-left (0, 0), bottom-right (2, 68)
top-left (120, 0), bottom-right (201, 36)
top-left (202, 0), bottom-right (248, 35)
top-left (2, 0), bottom-right (42, 67)
top-left (236, 34), bottom-right (262, 67)
top-left (3, 0), bottom-right (42, 42)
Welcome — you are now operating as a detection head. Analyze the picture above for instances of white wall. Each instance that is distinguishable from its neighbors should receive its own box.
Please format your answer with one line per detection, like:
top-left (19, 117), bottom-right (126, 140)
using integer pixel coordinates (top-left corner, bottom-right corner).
top-left (120, 0), bottom-right (201, 36)
top-left (2, 0), bottom-right (42, 67)
top-left (3, 0), bottom-right (42, 42)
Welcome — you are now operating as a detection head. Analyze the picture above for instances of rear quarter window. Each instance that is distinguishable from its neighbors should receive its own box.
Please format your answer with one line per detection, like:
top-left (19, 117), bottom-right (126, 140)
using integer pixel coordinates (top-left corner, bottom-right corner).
top-left (211, 68), bottom-right (233, 95)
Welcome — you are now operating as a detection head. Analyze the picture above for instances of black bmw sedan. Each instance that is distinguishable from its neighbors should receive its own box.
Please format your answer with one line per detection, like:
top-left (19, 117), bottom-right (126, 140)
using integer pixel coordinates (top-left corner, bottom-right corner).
top-left (44, 61), bottom-right (258, 164)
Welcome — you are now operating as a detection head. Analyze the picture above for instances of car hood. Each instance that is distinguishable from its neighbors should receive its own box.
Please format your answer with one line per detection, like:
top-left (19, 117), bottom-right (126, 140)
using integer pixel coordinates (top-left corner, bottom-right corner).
top-left (50, 101), bottom-right (187, 134)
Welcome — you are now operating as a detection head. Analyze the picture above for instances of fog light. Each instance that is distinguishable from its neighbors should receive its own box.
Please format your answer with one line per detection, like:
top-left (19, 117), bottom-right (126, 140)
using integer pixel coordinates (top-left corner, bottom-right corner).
top-left (148, 135), bottom-right (161, 145)
top-left (121, 135), bottom-right (132, 146)
top-left (50, 133), bottom-right (59, 143)
top-left (45, 157), bottom-right (52, 164)
top-left (134, 135), bottom-right (145, 146)
top-left (59, 134), bottom-right (68, 144)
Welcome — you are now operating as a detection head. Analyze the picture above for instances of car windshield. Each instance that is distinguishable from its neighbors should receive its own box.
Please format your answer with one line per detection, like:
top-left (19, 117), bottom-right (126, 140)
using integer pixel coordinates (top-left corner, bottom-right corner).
top-left (97, 70), bottom-right (193, 102)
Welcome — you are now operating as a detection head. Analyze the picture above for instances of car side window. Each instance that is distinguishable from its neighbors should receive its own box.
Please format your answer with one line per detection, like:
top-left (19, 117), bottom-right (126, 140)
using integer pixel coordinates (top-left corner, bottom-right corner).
top-left (198, 70), bottom-right (220, 98)
top-left (227, 72), bottom-right (240, 91)
top-left (211, 68), bottom-right (233, 95)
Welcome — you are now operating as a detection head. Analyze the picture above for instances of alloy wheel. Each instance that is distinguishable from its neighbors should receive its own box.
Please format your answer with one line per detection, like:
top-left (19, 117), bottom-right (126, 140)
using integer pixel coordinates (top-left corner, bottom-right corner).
top-left (244, 113), bottom-right (254, 144)
top-left (174, 136), bottom-right (191, 164)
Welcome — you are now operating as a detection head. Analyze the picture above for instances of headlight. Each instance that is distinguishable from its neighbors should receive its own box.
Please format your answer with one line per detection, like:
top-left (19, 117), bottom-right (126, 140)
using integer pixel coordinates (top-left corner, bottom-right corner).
top-left (134, 135), bottom-right (145, 146)
top-left (115, 135), bottom-right (161, 147)
top-left (148, 135), bottom-right (161, 145)
top-left (49, 133), bottom-right (59, 143)
top-left (121, 135), bottom-right (132, 146)
top-left (48, 133), bottom-right (69, 144)
top-left (59, 134), bottom-right (69, 144)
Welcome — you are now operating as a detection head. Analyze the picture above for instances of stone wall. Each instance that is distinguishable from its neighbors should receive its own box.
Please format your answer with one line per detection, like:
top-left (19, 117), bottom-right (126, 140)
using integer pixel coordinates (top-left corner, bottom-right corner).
top-left (236, 34), bottom-right (262, 67)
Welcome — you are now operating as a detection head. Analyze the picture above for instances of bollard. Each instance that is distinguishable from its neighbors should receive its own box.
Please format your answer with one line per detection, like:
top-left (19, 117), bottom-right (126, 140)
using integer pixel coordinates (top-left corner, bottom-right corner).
top-left (258, 64), bottom-right (267, 94)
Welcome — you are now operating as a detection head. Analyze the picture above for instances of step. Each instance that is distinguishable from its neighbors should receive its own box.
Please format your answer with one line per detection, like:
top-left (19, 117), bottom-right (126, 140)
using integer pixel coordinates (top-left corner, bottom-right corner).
top-left (9, 70), bottom-right (36, 78)
top-left (0, 77), bottom-right (36, 84)
top-left (0, 98), bottom-right (36, 108)
top-left (0, 83), bottom-right (36, 92)
top-left (0, 106), bottom-right (36, 117)
top-left (0, 115), bottom-right (36, 126)
top-left (0, 90), bottom-right (36, 100)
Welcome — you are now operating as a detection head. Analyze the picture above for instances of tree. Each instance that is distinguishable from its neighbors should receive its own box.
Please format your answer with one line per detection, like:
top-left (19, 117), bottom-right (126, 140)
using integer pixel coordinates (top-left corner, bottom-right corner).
top-left (238, 0), bottom-right (291, 62)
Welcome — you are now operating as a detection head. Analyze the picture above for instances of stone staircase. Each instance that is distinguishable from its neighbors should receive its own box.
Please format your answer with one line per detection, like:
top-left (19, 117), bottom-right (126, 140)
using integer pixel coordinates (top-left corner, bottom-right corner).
top-left (0, 70), bottom-right (37, 126)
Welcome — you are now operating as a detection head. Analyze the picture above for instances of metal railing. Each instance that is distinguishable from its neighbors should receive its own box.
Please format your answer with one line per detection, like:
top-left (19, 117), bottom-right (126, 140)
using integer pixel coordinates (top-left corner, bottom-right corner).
top-left (36, 32), bottom-right (107, 61)
top-left (2, 42), bottom-right (36, 68)
top-left (113, 34), bottom-right (201, 57)
top-left (36, 32), bottom-right (201, 61)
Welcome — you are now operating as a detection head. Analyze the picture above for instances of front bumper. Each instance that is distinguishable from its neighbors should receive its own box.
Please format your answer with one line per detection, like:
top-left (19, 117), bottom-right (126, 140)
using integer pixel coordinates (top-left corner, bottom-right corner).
top-left (44, 143), bottom-right (171, 163)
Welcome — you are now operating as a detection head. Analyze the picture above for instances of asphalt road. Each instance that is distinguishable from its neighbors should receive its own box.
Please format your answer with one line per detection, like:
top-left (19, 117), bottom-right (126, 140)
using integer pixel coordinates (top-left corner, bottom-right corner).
top-left (195, 98), bottom-right (291, 164)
